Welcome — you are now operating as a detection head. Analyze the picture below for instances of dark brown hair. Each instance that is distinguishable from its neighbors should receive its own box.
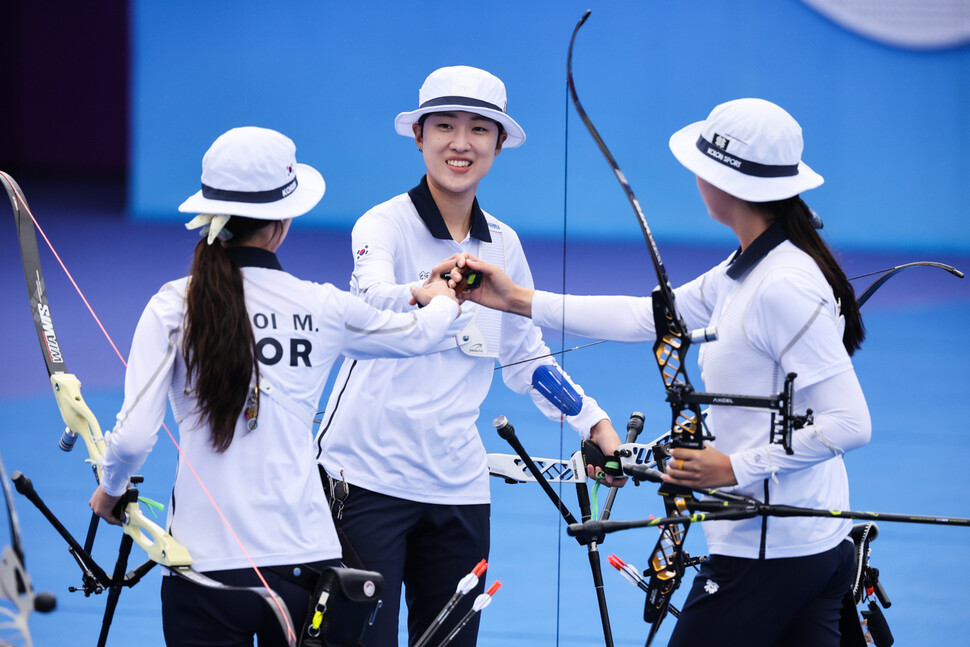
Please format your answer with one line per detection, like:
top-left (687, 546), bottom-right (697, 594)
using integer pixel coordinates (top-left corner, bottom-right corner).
top-left (182, 217), bottom-right (276, 451)
top-left (755, 197), bottom-right (865, 355)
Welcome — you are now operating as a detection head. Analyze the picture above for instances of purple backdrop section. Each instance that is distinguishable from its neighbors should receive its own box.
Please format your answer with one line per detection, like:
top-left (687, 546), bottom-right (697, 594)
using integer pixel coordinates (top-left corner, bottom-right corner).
top-left (0, 2), bottom-right (128, 175)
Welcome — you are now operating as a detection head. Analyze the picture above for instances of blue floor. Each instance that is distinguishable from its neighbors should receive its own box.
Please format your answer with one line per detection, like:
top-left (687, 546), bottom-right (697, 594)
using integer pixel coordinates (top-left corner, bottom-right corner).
top-left (2, 179), bottom-right (968, 646)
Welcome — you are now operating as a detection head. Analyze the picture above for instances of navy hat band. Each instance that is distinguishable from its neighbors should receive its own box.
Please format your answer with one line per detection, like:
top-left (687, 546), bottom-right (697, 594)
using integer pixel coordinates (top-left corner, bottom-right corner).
top-left (201, 177), bottom-right (298, 204)
top-left (696, 135), bottom-right (799, 178)
top-left (419, 95), bottom-right (504, 113)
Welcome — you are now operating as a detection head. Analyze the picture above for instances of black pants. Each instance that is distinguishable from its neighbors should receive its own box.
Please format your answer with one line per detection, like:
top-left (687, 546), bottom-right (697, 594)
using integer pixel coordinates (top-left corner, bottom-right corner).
top-left (333, 485), bottom-right (490, 647)
top-left (668, 539), bottom-right (855, 647)
top-left (161, 559), bottom-right (340, 647)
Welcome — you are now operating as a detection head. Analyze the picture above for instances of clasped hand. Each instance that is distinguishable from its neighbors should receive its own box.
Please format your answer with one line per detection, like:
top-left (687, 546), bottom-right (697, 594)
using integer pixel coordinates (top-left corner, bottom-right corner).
top-left (408, 253), bottom-right (463, 308)
top-left (661, 444), bottom-right (738, 489)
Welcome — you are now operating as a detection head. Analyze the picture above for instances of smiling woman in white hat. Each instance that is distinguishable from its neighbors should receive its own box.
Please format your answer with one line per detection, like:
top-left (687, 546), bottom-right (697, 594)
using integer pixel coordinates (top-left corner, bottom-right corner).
top-left (88, 126), bottom-right (459, 646)
top-left (314, 65), bottom-right (625, 647)
top-left (460, 97), bottom-right (872, 647)
top-left (393, 65), bottom-right (527, 149)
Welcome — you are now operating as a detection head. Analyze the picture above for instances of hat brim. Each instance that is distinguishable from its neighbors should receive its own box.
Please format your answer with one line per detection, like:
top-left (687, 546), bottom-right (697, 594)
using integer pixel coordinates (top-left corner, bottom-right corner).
top-left (668, 121), bottom-right (823, 202)
top-left (177, 163), bottom-right (326, 219)
top-left (394, 105), bottom-right (526, 148)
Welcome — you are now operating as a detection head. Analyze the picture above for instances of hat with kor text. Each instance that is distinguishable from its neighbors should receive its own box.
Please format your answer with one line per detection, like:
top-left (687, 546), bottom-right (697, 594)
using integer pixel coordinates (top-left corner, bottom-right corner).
top-left (179, 126), bottom-right (325, 220)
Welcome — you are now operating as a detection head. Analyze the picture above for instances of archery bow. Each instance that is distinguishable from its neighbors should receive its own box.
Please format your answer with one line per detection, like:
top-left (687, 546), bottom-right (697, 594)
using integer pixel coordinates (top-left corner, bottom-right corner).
top-left (2, 171), bottom-right (297, 646)
top-left (564, 13), bottom-right (712, 642)
top-left (565, 11), bottom-right (821, 643)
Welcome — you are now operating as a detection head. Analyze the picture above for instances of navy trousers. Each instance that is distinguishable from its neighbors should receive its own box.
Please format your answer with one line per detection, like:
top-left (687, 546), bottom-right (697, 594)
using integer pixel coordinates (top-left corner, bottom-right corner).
top-left (667, 539), bottom-right (855, 647)
top-left (333, 485), bottom-right (490, 647)
top-left (161, 558), bottom-right (340, 647)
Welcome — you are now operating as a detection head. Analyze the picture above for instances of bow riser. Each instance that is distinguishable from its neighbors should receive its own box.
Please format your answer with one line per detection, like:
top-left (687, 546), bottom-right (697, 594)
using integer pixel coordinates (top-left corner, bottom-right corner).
top-left (488, 452), bottom-right (587, 484)
top-left (489, 434), bottom-right (673, 485)
top-left (50, 374), bottom-right (106, 470)
top-left (49, 373), bottom-right (194, 567)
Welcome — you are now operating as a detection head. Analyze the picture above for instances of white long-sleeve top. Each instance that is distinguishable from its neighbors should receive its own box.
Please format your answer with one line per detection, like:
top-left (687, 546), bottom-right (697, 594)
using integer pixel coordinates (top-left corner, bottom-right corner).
top-left (533, 227), bottom-right (871, 559)
top-left (100, 247), bottom-right (458, 572)
top-left (315, 178), bottom-right (609, 505)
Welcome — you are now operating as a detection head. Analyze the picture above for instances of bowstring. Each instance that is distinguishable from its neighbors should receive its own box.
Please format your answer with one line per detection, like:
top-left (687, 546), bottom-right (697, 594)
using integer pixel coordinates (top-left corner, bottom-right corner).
top-left (12, 183), bottom-right (296, 643)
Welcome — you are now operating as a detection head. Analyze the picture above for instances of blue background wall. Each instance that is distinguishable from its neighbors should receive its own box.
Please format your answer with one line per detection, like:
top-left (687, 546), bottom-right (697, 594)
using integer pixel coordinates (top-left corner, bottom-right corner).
top-left (3, 2), bottom-right (970, 646)
top-left (131, 0), bottom-right (969, 251)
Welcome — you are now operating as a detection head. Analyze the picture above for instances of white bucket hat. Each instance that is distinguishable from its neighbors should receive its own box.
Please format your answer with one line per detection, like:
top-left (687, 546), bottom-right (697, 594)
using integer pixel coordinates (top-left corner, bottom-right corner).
top-left (668, 98), bottom-right (823, 202)
top-left (179, 126), bottom-right (326, 220)
top-left (394, 65), bottom-right (526, 148)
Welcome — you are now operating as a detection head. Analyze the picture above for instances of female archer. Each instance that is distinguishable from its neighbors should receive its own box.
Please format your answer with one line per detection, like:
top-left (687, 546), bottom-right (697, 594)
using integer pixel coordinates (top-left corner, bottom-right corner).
top-left (89, 126), bottom-right (459, 646)
top-left (461, 98), bottom-right (872, 646)
top-left (314, 65), bottom-right (625, 646)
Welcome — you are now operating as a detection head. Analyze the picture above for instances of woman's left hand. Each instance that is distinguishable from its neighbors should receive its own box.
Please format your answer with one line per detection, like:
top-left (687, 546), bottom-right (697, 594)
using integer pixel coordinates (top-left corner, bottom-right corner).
top-left (586, 419), bottom-right (628, 488)
top-left (661, 444), bottom-right (738, 489)
top-left (90, 486), bottom-right (125, 526)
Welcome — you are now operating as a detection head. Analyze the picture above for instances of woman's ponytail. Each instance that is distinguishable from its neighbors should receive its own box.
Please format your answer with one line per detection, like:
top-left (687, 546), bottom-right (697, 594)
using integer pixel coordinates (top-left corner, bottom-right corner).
top-left (182, 219), bottom-right (267, 452)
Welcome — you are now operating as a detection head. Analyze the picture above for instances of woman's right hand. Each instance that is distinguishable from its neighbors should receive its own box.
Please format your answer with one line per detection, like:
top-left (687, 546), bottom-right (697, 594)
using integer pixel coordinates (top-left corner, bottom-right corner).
top-left (408, 253), bottom-right (469, 308)
top-left (410, 278), bottom-right (459, 308)
top-left (460, 256), bottom-right (534, 318)
top-left (90, 486), bottom-right (124, 526)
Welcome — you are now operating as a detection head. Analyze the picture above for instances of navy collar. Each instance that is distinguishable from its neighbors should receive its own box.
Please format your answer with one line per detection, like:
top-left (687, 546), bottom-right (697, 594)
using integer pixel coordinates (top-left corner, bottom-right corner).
top-left (225, 245), bottom-right (284, 271)
top-left (407, 176), bottom-right (492, 243)
top-left (726, 220), bottom-right (787, 280)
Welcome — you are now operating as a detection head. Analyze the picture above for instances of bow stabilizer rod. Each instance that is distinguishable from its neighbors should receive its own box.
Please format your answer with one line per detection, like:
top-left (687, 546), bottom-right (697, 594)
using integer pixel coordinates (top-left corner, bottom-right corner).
top-left (567, 499), bottom-right (970, 541)
top-left (492, 415), bottom-right (614, 646)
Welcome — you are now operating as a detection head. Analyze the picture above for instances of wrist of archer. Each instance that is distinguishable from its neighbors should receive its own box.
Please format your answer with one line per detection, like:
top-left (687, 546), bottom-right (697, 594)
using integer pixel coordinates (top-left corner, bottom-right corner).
top-left (727, 448), bottom-right (769, 489)
top-left (589, 419), bottom-right (620, 452)
top-left (721, 453), bottom-right (739, 487)
top-left (588, 418), bottom-right (612, 440)
top-left (511, 286), bottom-right (535, 317)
